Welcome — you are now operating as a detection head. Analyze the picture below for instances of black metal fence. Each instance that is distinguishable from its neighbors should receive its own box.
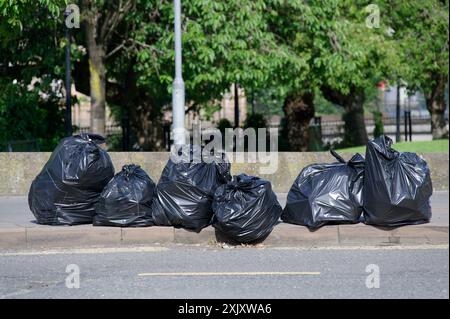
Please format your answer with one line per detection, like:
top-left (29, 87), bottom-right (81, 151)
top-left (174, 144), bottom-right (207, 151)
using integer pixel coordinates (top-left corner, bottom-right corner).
top-left (163, 114), bottom-right (445, 151)
top-left (75, 125), bottom-right (122, 136)
top-left (319, 114), bottom-right (447, 146)
top-left (1, 114), bottom-right (446, 152)
top-left (0, 126), bottom-right (124, 152)
top-left (0, 139), bottom-right (40, 152)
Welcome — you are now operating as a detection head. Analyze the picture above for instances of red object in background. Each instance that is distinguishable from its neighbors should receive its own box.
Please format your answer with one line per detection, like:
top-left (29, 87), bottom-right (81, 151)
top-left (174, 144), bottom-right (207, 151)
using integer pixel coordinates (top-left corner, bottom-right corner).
top-left (377, 81), bottom-right (386, 91)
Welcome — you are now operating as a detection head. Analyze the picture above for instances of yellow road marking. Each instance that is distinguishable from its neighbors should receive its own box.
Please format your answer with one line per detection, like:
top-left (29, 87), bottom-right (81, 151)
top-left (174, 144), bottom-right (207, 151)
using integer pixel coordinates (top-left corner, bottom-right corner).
top-left (138, 271), bottom-right (320, 277)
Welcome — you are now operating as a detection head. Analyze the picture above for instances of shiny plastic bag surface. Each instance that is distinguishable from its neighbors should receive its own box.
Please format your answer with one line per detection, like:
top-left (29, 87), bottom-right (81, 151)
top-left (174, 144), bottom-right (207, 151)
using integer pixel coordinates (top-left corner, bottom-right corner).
top-left (212, 174), bottom-right (282, 243)
top-left (282, 150), bottom-right (365, 229)
top-left (94, 164), bottom-right (156, 227)
top-left (362, 135), bottom-right (432, 227)
top-left (152, 145), bottom-right (231, 232)
top-left (28, 133), bottom-right (115, 225)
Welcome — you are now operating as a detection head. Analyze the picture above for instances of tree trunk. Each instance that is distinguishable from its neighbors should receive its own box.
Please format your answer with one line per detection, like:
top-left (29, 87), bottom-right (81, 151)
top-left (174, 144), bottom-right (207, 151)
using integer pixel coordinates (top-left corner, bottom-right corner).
top-left (283, 92), bottom-right (315, 151)
top-left (81, 0), bottom-right (136, 137)
top-left (343, 94), bottom-right (368, 146)
top-left (88, 48), bottom-right (106, 136)
top-left (111, 66), bottom-right (164, 151)
top-left (321, 85), bottom-right (368, 146)
top-left (425, 73), bottom-right (448, 140)
top-left (84, 5), bottom-right (106, 137)
top-left (128, 101), bottom-right (152, 150)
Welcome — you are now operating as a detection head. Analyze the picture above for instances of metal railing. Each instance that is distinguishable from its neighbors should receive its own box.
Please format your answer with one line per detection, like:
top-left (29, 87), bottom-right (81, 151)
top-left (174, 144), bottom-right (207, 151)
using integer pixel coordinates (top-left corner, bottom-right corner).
top-left (74, 125), bottom-right (122, 136)
top-left (319, 114), bottom-right (448, 145)
top-left (0, 139), bottom-right (40, 152)
top-left (2, 114), bottom-right (445, 152)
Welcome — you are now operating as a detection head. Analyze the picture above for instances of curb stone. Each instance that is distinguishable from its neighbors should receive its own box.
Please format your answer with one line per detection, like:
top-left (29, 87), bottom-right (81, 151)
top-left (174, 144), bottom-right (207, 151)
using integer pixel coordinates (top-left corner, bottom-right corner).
top-left (0, 224), bottom-right (447, 250)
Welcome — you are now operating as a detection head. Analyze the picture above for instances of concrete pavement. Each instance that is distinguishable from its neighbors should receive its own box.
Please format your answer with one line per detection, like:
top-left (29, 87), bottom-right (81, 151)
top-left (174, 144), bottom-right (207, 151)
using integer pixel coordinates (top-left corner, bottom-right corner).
top-left (0, 192), bottom-right (448, 250)
top-left (0, 245), bottom-right (448, 298)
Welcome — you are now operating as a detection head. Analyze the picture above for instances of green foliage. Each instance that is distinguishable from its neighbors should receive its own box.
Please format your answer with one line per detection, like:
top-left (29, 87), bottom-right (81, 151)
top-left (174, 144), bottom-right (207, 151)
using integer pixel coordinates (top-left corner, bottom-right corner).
top-left (105, 133), bottom-right (123, 152)
top-left (249, 86), bottom-right (288, 117)
top-left (200, 103), bottom-right (221, 121)
top-left (381, 0), bottom-right (449, 95)
top-left (320, 1), bottom-right (399, 94)
top-left (378, 1), bottom-right (448, 139)
top-left (1, 0), bottom-right (448, 150)
top-left (263, 1), bottom-right (400, 148)
top-left (265, 0), bottom-right (398, 93)
top-left (340, 107), bottom-right (369, 147)
top-left (337, 139), bottom-right (449, 154)
top-left (0, 1), bottom-right (66, 81)
top-left (372, 111), bottom-right (384, 139)
top-left (243, 113), bottom-right (267, 129)
top-left (314, 92), bottom-right (343, 115)
top-left (216, 118), bottom-right (232, 134)
top-left (278, 117), bottom-right (290, 151)
top-left (0, 81), bottom-right (65, 150)
top-left (0, 0), bottom-right (67, 150)
top-left (308, 125), bottom-right (324, 151)
top-left (130, 0), bottom-right (298, 109)
top-left (0, 0), bottom-right (65, 41)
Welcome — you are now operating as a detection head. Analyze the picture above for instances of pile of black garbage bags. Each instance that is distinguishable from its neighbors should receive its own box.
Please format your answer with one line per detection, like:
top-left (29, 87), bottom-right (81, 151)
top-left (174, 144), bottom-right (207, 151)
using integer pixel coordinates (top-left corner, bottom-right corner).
top-left (28, 134), bottom-right (115, 225)
top-left (28, 138), bottom-right (281, 243)
top-left (28, 134), bottom-right (432, 243)
top-left (282, 135), bottom-right (432, 229)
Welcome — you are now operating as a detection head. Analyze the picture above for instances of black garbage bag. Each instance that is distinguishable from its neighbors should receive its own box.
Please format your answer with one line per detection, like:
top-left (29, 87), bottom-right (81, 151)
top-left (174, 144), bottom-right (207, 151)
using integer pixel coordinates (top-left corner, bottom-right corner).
top-left (151, 144), bottom-right (231, 232)
top-left (363, 135), bottom-right (432, 227)
top-left (281, 150), bottom-right (365, 229)
top-left (211, 174), bottom-right (282, 243)
top-left (94, 164), bottom-right (156, 227)
top-left (28, 133), bottom-right (115, 225)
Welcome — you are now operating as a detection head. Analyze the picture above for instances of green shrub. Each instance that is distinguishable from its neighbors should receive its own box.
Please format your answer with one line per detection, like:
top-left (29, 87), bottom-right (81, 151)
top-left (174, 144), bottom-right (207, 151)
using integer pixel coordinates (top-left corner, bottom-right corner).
top-left (243, 113), bottom-right (268, 129)
top-left (372, 111), bottom-right (384, 138)
top-left (216, 118), bottom-right (233, 133)
top-left (0, 81), bottom-right (65, 151)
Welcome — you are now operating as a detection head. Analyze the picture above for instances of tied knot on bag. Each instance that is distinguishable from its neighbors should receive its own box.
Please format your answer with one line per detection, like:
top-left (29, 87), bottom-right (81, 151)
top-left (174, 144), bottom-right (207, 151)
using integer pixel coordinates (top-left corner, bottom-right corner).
top-left (68, 134), bottom-right (102, 163)
top-left (63, 142), bottom-right (100, 182)
top-left (228, 174), bottom-right (259, 191)
top-left (122, 164), bottom-right (140, 181)
top-left (79, 133), bottom-right (106, 145)
top-left (373, 135), bottom-right (400, 160)
top-left (329, 149), bottom-right (365, 183)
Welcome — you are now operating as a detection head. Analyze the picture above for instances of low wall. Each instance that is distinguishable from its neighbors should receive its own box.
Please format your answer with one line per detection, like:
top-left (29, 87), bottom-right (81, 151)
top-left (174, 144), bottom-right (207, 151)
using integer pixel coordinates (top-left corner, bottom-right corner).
top-left (0, 152), bottom-right (448, 196)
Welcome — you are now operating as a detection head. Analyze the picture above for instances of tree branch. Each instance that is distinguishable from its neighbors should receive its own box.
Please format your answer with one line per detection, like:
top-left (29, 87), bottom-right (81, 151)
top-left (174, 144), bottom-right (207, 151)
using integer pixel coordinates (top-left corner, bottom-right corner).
top-left (328, 31), bottom-right (341, 52)
top-left (101, 0), bottom-right (134, 45)
top-left (106, 41), bottom-right (126, 59)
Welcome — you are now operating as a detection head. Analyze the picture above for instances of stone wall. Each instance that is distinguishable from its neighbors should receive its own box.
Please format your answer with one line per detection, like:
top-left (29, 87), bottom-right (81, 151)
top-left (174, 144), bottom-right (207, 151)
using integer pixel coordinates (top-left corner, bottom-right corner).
top-left (0, 152), bottom-right (447, 195)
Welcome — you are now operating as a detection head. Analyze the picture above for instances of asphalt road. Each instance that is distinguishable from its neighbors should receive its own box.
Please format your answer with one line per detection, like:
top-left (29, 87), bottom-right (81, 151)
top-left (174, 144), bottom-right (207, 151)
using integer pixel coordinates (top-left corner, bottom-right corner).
top-left (0, 245), bottom-right (448, 299)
